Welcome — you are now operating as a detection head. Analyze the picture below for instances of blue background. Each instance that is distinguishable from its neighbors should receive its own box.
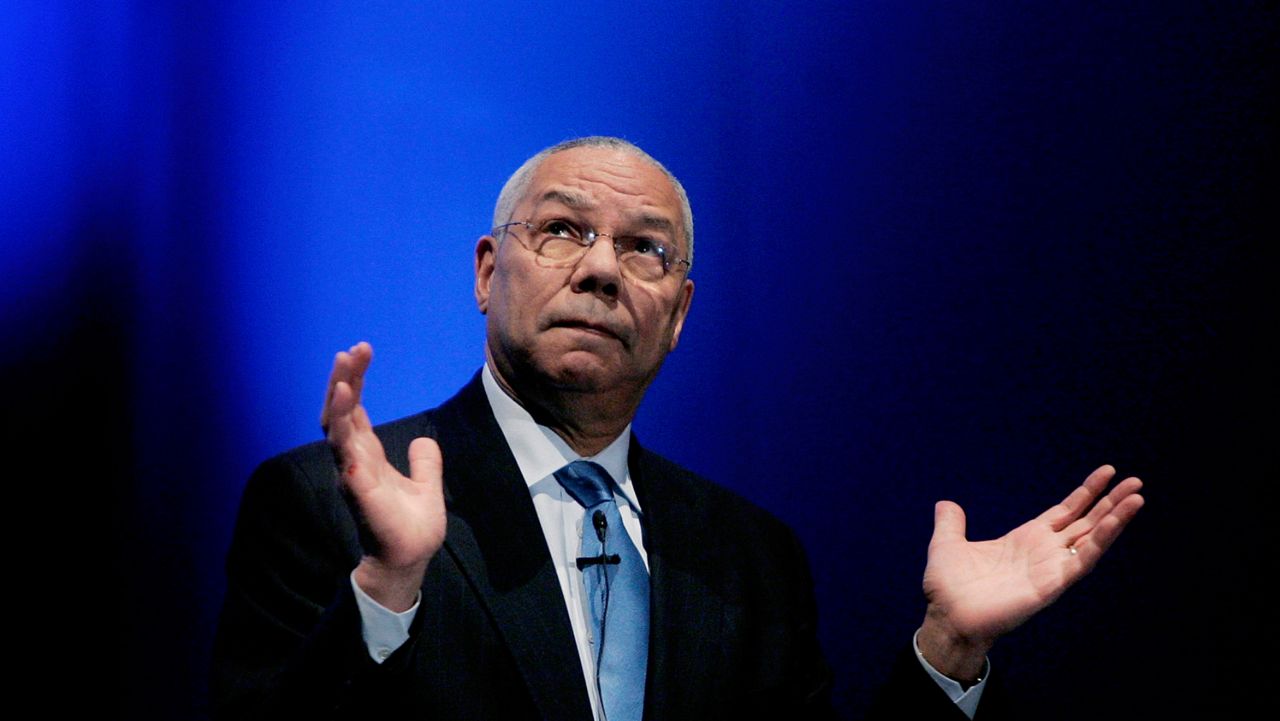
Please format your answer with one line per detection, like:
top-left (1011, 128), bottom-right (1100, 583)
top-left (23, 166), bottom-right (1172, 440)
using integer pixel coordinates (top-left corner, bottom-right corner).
top-left (5, 1), bottom-right (1274, 717)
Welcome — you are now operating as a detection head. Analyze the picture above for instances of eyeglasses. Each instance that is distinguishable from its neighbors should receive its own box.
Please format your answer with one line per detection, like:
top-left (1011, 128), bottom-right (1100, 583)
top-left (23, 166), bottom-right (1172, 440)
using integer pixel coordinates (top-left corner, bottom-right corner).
top-left (493, 218), bottom-right (691, 282)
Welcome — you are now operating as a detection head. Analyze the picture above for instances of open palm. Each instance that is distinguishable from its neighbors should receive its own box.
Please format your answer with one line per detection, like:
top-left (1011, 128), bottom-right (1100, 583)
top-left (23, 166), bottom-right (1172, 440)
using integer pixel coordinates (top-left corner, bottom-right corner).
top-left (922, 465), bottom-right (1144, 654)
top-left (321, 343), bottom-right (447, 583)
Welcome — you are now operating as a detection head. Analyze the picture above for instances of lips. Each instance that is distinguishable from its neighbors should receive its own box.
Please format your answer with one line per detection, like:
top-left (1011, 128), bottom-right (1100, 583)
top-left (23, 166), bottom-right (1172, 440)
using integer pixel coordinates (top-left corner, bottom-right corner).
top-left (549, 318), bottom-right (627, 345)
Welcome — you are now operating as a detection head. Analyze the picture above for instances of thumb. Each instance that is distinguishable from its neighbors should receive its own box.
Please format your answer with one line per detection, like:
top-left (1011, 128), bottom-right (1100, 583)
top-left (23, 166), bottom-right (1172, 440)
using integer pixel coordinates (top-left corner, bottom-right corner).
top-left (408, 437), bottom-right (443, 487)
top-left (930, 500), bottom-right (968, 546)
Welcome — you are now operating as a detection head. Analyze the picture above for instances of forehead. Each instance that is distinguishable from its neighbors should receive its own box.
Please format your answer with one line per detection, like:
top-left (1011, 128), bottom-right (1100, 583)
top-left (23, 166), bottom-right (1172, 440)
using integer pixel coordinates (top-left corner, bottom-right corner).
top-left (520, 147), bottom-right (682, 232)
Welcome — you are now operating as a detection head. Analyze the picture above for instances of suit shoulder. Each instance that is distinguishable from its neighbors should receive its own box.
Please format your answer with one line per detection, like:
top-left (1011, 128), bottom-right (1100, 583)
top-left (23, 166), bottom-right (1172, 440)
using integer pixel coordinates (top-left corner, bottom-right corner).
top-left (632, 446), bottom-right (798, 544)
top-left (228, 408), bottom-right (441, 588)
top-left (233, 408), bottom-right (440, 552)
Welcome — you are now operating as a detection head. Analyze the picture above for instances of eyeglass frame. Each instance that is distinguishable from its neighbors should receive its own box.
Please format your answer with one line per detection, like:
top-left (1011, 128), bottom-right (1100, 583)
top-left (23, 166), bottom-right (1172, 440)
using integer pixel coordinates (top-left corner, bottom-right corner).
top-left (492, 218), bottom-right (692, 279)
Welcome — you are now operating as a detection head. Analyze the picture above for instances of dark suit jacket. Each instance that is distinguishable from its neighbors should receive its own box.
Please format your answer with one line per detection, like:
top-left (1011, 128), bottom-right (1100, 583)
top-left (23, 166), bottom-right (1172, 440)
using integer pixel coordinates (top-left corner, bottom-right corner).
top-left (212, 374), bottom-right (979, 719)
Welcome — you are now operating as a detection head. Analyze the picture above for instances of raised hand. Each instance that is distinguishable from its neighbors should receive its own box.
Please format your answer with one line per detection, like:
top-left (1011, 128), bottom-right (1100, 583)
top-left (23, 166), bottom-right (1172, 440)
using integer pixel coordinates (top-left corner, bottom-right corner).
top-left (322, 342), bottom-right (446, 611)
top-left (917, 465), bottom-right (1144, 681)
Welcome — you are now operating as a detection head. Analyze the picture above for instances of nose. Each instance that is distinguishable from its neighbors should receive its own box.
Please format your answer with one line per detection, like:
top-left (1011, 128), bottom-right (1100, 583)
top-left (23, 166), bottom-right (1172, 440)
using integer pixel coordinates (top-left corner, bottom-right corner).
top-left (569, 234), bottom-right (621, 301)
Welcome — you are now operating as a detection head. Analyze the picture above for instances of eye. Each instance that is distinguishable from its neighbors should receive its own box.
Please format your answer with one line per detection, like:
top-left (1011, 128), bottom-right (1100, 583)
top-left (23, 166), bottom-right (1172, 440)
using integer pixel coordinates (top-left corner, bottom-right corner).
top-left (540, 219), bottom-right (580, 239)
top-left (630, 237), bottom-right (661, 256)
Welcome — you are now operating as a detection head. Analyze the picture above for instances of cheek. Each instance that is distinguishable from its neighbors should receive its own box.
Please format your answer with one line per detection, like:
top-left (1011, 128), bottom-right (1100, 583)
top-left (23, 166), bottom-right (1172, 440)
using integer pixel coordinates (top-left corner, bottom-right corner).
top-left (635, 302), bottom-right (679, 352)
top-left (494, 273), bottom-right (552, 334)
top-left (488, 277), bottom-right (526, 336)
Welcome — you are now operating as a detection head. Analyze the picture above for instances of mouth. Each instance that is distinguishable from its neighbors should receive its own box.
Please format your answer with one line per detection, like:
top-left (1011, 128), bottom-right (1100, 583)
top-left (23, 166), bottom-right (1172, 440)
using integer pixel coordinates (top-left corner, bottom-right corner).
top-left (550, 319), bottom-right (626, 344)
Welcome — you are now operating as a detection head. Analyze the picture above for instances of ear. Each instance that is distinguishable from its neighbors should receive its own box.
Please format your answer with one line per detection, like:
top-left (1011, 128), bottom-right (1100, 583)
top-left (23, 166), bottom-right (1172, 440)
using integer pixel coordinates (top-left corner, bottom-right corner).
top-left (667, 278), bottom-right (695, 352)
top-left (474, 235), bottom-right (498, 314)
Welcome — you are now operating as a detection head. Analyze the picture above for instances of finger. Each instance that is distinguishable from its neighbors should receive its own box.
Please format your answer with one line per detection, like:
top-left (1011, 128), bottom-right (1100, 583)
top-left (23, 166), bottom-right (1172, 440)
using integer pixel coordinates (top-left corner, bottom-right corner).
top-left (352, 400), bottom-right (375, 434)
top-left (347, 342), bottom-right (373, 408)
top-left (1061, 476), bottom-right (1142, 542)
top-left (930, 500), bottom-right (968, 547)
top-left (326, 381), bottom-right (362, 456)
top-left (1061, 477), bottom-right (1143, 546)
top-left (1067, 492), bottom-right (1145, 572)
top-left (408, 437), bottom-right (444, 488)
top-left (326, 382), bottom-right (376, 463)
top-left (321, 350), bottom-right (352, 430)
top-left (1039, 464), bottom-right (1116, 531)
top-left (328, 392), bottom-right (390, 495)
top-left (326, 379), bottom-right (356, 436)
top-left (320, 342), bottom-right (373, 431)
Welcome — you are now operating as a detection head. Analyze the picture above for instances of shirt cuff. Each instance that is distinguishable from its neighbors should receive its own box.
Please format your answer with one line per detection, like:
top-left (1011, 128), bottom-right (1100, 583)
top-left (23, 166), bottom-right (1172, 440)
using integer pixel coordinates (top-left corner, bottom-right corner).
top-left (351, 570), bottom-right (420, 664)
top-left (912, 629), bottom-right (988, 720)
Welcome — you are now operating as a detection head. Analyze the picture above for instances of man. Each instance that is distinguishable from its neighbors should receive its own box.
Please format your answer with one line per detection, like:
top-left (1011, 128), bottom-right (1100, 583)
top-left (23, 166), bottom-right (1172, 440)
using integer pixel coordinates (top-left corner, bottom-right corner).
top-left (212, 137), bottom-right (1144, 719)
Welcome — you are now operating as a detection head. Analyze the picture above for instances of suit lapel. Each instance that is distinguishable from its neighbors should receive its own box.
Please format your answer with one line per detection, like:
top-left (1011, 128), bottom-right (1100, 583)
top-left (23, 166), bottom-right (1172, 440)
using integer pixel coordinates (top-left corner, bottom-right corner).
top-left (433, 375), bottom-right (593, 721)
top-left (629, 440), bottom-right (728, 719)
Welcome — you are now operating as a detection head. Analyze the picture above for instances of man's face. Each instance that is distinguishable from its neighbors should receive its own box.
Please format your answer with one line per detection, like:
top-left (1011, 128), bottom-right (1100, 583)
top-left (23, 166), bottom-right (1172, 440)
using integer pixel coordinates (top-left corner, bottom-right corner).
top-left (475, 146), bottom-right (694, 404)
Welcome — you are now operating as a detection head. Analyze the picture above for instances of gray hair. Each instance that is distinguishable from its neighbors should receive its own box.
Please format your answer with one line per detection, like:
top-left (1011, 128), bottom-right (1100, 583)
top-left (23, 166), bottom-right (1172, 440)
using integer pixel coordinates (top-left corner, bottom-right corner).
top-left (492, 136), bottom-right (694, 268)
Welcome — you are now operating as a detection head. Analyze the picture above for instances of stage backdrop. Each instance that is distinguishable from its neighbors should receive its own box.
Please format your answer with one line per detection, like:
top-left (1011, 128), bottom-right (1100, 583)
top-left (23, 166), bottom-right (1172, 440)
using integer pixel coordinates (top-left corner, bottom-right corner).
top-left (4, 2), bottom-right (1273, 718)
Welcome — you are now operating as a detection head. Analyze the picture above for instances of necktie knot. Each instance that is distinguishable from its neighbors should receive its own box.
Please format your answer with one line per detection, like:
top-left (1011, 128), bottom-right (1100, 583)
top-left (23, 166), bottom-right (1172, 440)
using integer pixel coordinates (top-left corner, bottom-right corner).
top-left (554, 460), bottom-right (615, 509)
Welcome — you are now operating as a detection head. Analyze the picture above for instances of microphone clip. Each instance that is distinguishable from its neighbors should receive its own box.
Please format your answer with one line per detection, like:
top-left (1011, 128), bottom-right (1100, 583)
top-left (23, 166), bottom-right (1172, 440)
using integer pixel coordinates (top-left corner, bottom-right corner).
top-left (576, 553), bottom-right (621, 570)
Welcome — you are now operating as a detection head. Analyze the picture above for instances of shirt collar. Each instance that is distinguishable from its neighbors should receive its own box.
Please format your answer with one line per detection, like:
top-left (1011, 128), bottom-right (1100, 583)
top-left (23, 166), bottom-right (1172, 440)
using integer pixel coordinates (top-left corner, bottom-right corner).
top-left (482, 364), bottom-right (639, 513)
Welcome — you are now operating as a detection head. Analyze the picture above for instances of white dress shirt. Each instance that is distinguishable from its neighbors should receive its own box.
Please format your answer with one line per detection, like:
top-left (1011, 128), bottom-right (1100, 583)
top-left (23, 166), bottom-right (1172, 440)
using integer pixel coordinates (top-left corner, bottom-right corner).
top-left (351, 363), bottom-right (985, 718)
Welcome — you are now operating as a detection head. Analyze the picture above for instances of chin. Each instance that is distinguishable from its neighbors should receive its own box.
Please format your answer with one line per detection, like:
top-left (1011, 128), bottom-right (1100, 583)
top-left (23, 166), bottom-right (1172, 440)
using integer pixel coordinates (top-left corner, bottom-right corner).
top-left (543, 357), bottom-right (619, 393)
top-left (500, 341), bottom-right (648, 398)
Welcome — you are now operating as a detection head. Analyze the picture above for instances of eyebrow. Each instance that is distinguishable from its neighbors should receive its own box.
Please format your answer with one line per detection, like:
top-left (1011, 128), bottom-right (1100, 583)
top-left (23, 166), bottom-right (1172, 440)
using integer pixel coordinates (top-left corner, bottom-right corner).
top-left (533, 189), bottom-right (677, 239)
top-left (536, 189), bottom-right (592, 210)
top-left (632, 213), bottom-right (676, 237)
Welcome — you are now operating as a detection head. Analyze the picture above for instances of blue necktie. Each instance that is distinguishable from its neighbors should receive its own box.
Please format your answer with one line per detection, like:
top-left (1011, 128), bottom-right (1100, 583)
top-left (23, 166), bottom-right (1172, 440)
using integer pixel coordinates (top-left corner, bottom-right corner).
top-left (554, 461), bottom-right (648, 721)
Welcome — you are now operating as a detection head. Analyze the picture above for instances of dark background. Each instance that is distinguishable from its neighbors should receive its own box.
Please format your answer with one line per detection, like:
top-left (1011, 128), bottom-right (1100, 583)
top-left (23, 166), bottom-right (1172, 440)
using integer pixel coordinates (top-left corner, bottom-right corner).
top-left (5, 2), bottom-right (1274, 718)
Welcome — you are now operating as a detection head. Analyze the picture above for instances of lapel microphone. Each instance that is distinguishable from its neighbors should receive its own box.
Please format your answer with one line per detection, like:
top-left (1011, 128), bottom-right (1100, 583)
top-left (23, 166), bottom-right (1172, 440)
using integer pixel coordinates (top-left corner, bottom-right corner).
top-left (577, 510), bottom-right (622, 570)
